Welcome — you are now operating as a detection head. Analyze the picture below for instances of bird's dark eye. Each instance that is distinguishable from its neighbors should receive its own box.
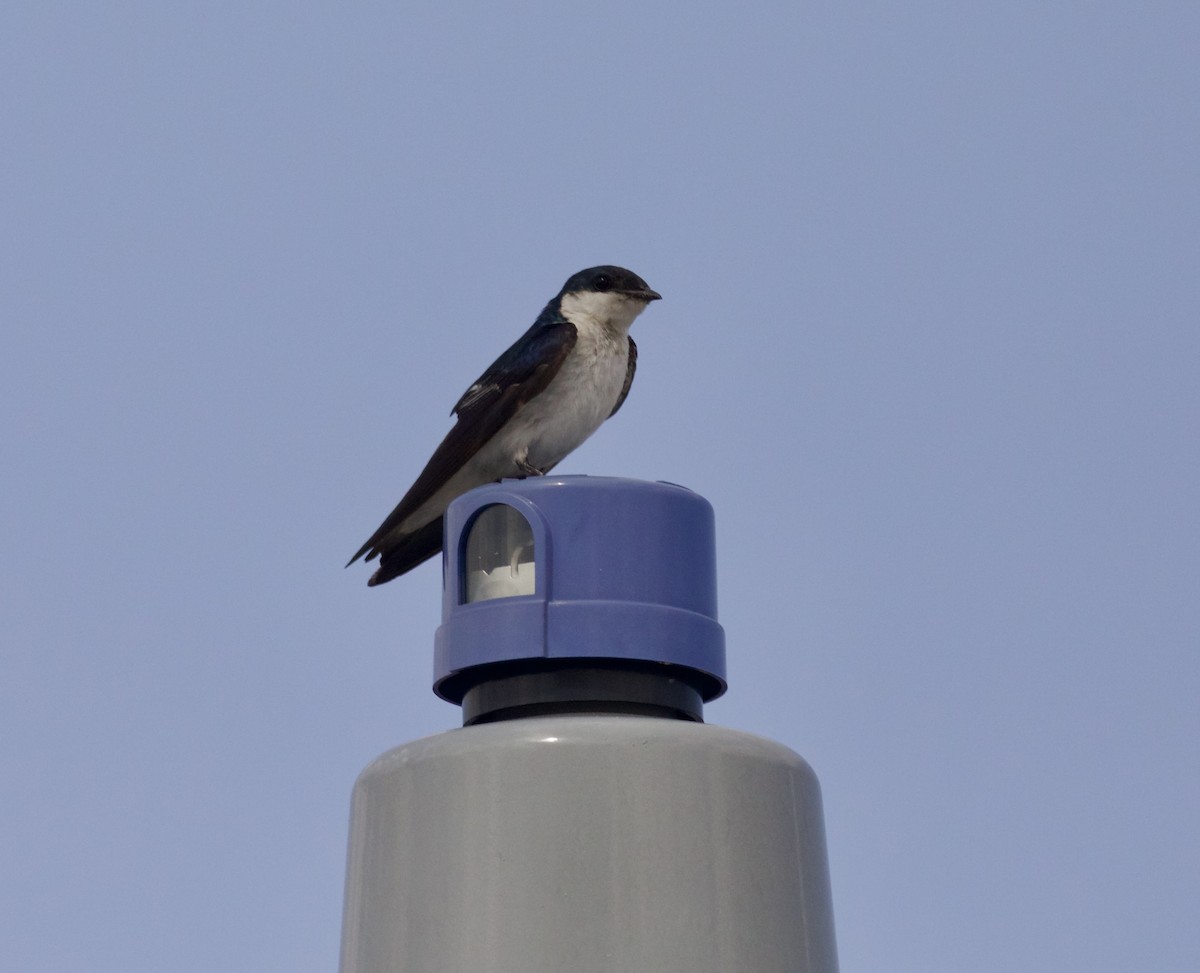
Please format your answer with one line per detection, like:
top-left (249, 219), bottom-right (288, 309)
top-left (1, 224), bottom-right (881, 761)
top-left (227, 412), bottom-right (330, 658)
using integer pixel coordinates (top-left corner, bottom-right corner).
top-left (593, 274), bottom-right (612, 291)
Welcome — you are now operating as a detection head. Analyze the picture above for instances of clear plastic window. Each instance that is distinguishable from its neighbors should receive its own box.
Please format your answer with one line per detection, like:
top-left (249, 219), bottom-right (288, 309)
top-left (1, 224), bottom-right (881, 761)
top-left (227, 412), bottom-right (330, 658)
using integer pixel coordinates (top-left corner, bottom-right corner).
top-left (463, 504), bottom-right (536, 603)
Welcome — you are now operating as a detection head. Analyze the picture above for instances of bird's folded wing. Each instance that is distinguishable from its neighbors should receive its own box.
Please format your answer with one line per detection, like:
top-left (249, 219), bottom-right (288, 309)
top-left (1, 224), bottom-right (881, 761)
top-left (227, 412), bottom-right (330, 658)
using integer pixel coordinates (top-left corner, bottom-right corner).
top-left (347, 321), bottom-right (578, 565)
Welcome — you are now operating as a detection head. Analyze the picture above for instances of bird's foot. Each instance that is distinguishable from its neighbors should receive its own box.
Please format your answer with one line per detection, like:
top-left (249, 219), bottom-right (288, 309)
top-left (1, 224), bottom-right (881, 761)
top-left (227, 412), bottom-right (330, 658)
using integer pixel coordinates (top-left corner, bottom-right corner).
top-left (514, 458), bottom-right (548, 477)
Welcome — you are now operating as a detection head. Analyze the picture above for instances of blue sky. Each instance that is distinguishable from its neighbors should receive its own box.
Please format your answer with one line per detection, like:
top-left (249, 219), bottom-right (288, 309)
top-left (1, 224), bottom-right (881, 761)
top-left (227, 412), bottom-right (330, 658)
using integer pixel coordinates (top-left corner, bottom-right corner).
top-left (3, 3), bottom-right (1197, 970)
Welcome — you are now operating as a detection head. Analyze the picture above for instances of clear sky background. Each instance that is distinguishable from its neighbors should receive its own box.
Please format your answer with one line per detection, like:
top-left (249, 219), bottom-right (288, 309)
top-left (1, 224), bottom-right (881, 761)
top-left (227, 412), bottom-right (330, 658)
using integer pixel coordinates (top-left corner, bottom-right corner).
top-left (3, 3), bottom-right (1197, 970)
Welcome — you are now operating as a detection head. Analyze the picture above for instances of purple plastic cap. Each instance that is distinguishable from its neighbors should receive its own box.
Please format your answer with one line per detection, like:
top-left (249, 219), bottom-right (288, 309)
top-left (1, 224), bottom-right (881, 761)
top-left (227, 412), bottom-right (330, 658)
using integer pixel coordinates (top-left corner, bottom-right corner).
top-left (433, 476), bottom-right (726, 704)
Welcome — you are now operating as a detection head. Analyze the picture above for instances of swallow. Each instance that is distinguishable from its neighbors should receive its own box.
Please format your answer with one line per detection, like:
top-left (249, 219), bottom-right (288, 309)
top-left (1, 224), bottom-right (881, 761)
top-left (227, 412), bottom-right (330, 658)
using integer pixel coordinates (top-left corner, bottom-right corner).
top-left (348, 265), bottom-right (661, 585)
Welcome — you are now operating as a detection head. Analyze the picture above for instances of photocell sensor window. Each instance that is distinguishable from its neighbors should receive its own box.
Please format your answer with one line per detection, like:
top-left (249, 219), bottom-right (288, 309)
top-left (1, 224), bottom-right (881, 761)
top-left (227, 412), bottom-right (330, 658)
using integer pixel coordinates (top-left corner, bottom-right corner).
top-left (462, 504), bottom-right (536, 603)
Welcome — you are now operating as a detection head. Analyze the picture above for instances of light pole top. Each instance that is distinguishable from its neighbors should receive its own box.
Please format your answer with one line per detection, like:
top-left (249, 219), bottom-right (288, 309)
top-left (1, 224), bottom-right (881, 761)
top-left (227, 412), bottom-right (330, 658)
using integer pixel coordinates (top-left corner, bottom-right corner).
top-left (433, 476), bottom-right (726, 722)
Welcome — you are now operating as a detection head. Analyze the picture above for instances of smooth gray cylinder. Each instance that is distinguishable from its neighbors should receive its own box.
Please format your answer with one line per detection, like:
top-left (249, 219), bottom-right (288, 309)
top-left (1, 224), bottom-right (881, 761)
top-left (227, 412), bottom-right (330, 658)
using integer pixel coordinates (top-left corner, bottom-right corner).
top-left (338, 715), bottom-right (838, 973)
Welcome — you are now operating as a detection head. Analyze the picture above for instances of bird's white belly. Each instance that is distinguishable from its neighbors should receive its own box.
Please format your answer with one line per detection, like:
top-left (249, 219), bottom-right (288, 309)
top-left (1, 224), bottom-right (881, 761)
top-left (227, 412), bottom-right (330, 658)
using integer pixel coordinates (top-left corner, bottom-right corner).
top-left (504, 328), bottom-right (629, 470)
top-left (393, 324), bottom-right (631, 536)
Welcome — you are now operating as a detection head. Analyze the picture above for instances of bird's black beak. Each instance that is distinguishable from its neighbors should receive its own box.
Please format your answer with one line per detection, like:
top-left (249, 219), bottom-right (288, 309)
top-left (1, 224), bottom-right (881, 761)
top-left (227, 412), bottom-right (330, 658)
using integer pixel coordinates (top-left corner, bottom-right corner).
top-left (626, 288), bottom-right (662, 302)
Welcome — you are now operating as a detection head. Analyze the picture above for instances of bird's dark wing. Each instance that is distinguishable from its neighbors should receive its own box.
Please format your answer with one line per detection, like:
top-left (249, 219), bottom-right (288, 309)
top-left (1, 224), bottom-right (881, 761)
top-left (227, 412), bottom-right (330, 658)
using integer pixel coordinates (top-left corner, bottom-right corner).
top-left (608, 337), bottom-right (637, 418)
top-left (346, 319), bottom-right (579, 569)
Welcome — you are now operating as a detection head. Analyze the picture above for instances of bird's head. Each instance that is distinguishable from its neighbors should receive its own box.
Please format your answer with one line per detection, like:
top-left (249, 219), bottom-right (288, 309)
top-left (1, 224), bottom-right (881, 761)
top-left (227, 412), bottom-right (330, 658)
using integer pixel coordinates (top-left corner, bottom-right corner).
top-left (557, 265), bottom-right (662, 334)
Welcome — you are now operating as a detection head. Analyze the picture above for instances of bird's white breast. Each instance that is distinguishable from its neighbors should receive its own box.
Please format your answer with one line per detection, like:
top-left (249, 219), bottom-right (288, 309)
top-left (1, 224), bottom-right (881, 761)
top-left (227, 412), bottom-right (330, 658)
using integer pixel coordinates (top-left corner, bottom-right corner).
top-left (491, 290), bottom-right (645, 471)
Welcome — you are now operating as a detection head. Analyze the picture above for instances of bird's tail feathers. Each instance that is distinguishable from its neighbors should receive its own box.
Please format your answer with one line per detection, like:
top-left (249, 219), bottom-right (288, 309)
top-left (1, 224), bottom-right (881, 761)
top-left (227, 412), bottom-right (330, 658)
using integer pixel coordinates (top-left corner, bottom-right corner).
top-left (365, 518), bottom-right (444, 586)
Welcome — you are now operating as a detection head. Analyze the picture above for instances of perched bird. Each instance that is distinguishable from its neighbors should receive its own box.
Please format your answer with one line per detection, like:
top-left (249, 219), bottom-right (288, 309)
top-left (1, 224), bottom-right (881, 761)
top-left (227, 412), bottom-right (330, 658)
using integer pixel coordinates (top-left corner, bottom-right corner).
top-left (347, 265), bottom-right (661, 586)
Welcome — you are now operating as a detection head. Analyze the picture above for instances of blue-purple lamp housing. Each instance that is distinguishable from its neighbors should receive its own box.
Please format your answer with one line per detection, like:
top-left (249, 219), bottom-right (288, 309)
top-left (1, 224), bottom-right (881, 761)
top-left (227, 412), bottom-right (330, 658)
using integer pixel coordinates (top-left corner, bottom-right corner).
top-left (433, 476), bottom-right (726, 705)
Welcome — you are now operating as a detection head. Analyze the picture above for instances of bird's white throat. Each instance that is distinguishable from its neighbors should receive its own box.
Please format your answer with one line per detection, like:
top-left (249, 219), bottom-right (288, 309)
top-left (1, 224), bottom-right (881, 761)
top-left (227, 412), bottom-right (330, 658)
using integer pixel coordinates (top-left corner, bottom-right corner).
top-left (559, 289), bottom-right (650, 336)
